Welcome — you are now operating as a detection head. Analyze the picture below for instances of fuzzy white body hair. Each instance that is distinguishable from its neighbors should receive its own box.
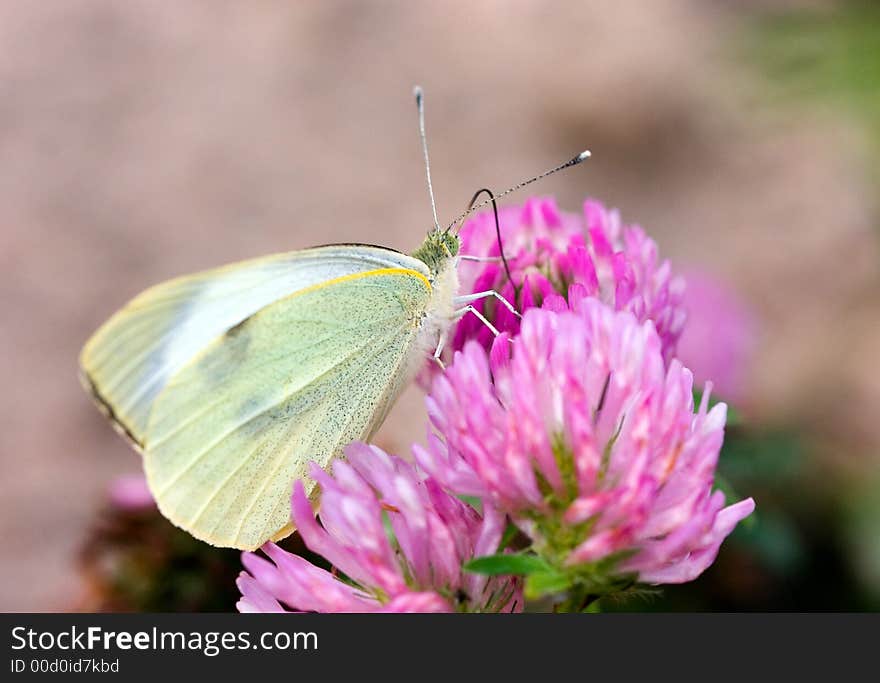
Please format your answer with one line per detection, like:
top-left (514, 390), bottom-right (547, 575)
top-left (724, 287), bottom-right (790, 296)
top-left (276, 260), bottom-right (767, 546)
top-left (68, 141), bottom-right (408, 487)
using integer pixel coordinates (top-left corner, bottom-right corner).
top-left (407, 255), bottom-right (460, 376)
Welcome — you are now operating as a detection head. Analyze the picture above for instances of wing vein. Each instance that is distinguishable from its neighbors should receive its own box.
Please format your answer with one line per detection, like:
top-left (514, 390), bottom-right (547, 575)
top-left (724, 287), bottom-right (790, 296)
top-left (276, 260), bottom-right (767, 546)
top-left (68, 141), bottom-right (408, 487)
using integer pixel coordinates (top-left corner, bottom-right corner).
top-left (151, 326), bottom-right (400, 498)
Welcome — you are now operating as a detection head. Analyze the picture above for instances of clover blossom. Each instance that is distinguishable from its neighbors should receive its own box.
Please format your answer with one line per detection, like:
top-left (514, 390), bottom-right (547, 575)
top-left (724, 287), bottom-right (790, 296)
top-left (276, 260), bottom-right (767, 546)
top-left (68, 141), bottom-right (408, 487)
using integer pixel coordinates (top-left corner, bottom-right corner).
top-left (237, 443), bottom-right (521, 613)
top-left (453, 196), bottom-right (686, 363)
top-left (676, 269), bottom-right (756, 404)
top-left (108, 473), bottom-right (155, 512)
top-left (417, 300), bottom-right (754, 590)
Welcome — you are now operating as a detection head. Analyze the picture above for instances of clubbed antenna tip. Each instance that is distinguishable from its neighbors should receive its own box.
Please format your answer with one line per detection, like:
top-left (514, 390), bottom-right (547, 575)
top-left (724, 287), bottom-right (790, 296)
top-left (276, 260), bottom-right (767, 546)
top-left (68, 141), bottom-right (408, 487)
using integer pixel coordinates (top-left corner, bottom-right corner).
top-left (446, 147), bottom-right (593, 231)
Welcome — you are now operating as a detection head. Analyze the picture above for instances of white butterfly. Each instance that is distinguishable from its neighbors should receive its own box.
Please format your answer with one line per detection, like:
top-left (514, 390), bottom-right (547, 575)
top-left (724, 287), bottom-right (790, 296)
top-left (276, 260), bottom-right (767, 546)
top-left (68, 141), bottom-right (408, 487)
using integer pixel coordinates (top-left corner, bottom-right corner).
top-left (80, 86), bottom-right (589, 549)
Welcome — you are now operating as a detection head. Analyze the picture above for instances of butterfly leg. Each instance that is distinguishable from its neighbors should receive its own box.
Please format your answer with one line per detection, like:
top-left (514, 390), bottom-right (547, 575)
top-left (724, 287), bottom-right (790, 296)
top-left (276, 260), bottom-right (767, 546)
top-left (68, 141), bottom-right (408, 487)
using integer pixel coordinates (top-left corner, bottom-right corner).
top-left (437, 301), bottom-right (514, 369)
top-left (454, 290), bottom-right (521, 318)
top-left (454, 305), bottom-right (501, 337)
top-left (431, 336), bottom-right (447, 370)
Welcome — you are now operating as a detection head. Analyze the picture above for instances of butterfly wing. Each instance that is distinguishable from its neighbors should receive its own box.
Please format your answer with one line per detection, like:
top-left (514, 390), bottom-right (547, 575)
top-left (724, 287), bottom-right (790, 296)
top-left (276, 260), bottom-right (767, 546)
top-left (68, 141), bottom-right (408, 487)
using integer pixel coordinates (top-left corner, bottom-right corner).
top-left (142, 267), bottom-right (435, 549)
top-left (80, 245), bottom-right (428, 446)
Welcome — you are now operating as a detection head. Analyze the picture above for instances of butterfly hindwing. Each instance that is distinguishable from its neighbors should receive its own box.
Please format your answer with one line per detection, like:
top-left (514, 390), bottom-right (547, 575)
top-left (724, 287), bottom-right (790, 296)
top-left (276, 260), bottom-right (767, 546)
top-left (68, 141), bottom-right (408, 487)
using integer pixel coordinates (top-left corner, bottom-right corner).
top-left (142, 267), bottom-right (434, 549)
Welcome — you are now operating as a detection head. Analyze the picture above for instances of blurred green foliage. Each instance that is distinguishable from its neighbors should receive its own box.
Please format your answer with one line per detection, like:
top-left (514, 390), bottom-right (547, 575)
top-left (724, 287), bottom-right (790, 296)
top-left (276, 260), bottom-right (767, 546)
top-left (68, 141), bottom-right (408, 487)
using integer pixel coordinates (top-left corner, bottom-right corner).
top-left (601, 0), bottom-right (880, 615)
top-left (78, 497), bottom-right (324, 612)
top-left (604, 424), bottom-right (880, 612)
top-left (78, 503), bottom-right (243, 612)
top-left (746, 1), bottom-right (880, 174)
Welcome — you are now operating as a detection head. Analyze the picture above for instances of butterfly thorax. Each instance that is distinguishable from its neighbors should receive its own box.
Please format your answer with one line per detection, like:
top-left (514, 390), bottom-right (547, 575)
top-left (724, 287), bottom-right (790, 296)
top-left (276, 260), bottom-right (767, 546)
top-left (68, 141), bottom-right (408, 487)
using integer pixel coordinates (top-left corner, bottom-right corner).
top-left (411, 229), bottom-right (460, 279)
top-left (409, 229), bottom-right (459, 359)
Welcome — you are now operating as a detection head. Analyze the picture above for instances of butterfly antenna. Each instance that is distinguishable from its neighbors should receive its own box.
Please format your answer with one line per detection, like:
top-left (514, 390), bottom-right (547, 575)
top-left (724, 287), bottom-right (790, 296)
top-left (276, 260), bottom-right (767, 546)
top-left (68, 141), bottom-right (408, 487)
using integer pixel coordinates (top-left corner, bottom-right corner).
top-left (463, 188), bottom-right (517, 294)
top-left (447, 150), bottom-right (591, 232)
top-left (414, 86), bottom-right (441, 233)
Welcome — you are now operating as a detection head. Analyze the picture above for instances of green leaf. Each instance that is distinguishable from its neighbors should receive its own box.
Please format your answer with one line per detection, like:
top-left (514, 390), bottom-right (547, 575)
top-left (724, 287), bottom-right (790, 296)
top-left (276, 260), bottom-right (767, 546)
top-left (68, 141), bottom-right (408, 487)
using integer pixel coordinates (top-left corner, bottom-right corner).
top-left (463, 553), bottom-right (552, 577)
top-left (524, 570), bottom-right (573, 599)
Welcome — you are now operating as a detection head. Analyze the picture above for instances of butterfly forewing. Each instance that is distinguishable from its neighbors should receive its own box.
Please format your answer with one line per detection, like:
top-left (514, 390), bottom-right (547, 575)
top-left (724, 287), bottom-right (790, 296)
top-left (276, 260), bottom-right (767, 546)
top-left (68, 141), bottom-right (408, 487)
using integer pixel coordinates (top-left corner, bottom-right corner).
top-left (80, 245), bottom-right (429, 444)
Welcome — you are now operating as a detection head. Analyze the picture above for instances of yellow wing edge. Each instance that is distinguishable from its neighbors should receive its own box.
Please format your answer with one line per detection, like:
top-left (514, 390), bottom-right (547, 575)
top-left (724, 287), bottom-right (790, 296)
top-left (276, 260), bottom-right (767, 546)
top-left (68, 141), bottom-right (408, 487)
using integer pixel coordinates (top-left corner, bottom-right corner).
top-left (79, 264), bottom-right (431, 446)
top-left (290, 266), bottom-right (432, 297)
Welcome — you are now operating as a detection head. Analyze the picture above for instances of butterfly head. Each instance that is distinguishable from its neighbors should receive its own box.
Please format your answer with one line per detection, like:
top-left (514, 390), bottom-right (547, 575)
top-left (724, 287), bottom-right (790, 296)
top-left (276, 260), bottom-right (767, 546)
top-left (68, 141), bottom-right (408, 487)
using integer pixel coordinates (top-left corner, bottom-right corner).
top-left (411, 229), bottom-right (460, 278)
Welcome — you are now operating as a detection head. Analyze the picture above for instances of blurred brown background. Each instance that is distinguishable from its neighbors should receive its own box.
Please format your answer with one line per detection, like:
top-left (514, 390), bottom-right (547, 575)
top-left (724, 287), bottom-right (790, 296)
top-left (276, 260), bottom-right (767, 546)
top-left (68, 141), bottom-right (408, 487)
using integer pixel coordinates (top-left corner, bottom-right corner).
top-left (2, 1), bottom-right (879, 611)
